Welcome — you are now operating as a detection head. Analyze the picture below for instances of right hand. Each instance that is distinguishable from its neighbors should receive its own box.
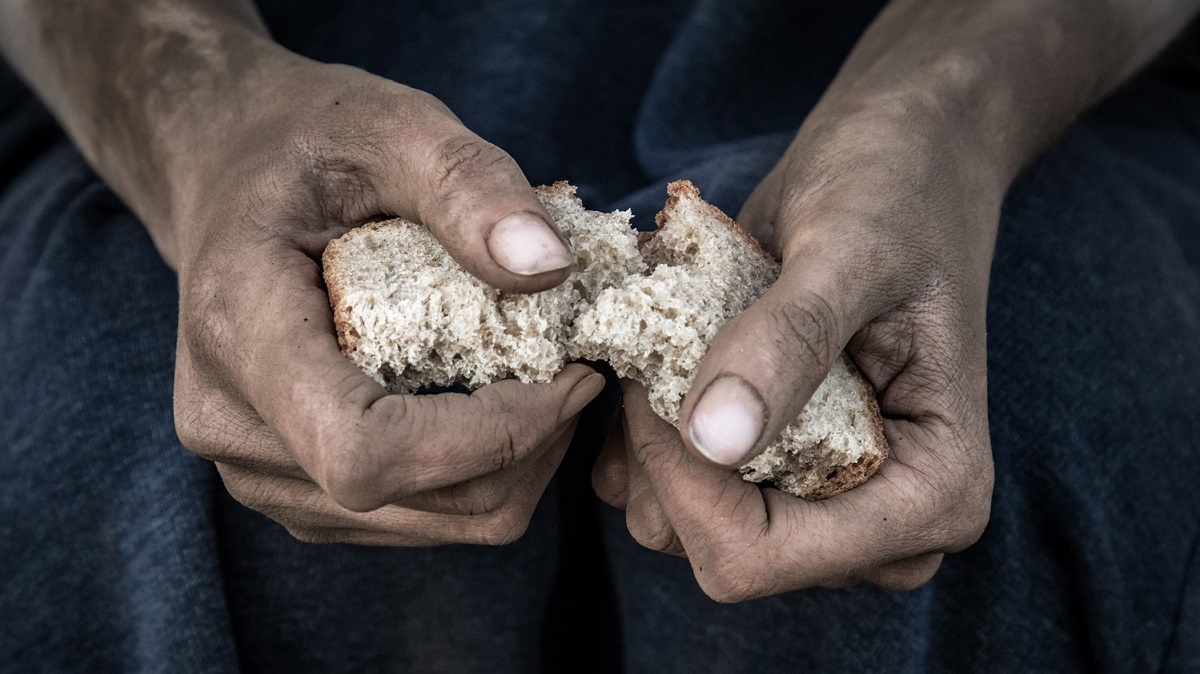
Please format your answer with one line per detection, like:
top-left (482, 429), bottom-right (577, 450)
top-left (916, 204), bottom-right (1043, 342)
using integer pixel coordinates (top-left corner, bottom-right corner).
top-left (169, 58), bottom-right (603, 545)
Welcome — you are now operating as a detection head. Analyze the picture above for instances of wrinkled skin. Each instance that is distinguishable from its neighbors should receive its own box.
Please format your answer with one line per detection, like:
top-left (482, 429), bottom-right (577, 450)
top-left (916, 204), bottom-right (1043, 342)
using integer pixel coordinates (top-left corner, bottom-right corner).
top-left (591, 0), bottom-right (1199, 599)
top-left (2, 0), bottom-right (1196, 588)
top-left (2, 1), bottom-right (607, 545)
top-left (169, 64), bottom-right (614, 545)
top-left (593, 102), bottom-right (997, 596)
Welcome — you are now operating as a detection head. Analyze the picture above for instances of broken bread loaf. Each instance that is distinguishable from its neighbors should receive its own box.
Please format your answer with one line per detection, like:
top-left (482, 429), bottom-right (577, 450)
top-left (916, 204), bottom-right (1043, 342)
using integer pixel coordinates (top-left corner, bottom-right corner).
top-left (322, 182), bottom-right (643, 393)
top-left (322, 180), bottom-right (887, 500)
top-left (570, 181), bottom-right (887, 500)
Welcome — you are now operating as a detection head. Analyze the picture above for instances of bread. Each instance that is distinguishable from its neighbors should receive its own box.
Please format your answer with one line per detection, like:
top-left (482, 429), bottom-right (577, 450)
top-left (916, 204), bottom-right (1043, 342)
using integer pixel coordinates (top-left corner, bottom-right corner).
top-left (323, 180), bottom-right (887, 500)
top-left (570, 181), bottom-right (887, 499)
top-left (322, 182), bottom-right (642, 393)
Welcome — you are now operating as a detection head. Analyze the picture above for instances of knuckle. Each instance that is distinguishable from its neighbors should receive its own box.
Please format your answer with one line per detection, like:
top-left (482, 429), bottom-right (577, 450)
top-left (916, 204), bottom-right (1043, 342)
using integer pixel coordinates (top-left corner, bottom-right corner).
top-left (399, 87), bottom-right (457, 120)
top-left (321, 397), bottom-right (422, 508)
top-left (694, 547), bottom-right (771, 603)
top-left (479, 425), bottom-right (520, 475)
top-left (431, 135), bottom-right (515, 194)
top-left (173, 393), bottom-right (248, 463)
top-left (697, 567), bottom-right (763, 604)
top-left (317, 448), bottom-right (385, 513)
top-left (918, 454), bottom-right (993, 553)
top-left (473, 398), bottom-right (545, 472)
top-left (869, 557), bottom-right (943, 592)
top-left (627, 511), bottom-right (678, 553)
top-left (286, 527), bottom-right (338, 545)
top-left (476, 509), bottom-right (532, 546)
top-left (771, 291), bottom-right (840, 366)
top-left (498, 414), bottom-right (544, 466)
top-left (628, 425), bottom-right (686, 476)
top-left (456, 480), bottom-right (509, 515)
top-left (216, 467), bottom-right (294, 525)
top-left (874, 571), bottom-right (933, 592)
top-left (173, 398), bottom-right (209, 457)
top-left (181, 268), bottom-right (236, 366)
top-left (216, 467), bottom-right (259, 509)
top-left (942, 501), bottom-right (990, 552)
top-left (592, 464), bottom-right (629, 510)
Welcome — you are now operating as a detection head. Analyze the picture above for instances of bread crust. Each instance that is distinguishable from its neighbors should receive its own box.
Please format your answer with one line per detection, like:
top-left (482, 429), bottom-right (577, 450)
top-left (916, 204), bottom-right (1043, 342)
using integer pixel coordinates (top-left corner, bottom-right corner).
top-left (651, 180), bottom-right (778, 266)
top-left (652, 182), bottom-right (888, 501)
top-left (795, 356), bottom-right (889, 500)
top-left (322, 180), bottom-right (888, 501)
top-left (322, 226), bottom-right (364, 357)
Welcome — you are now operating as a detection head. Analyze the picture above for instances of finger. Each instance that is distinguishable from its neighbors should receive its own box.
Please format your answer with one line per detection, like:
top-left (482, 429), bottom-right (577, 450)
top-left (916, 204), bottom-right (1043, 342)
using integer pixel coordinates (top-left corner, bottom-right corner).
top-left (207, 250), bottom-right (605, 511)
top-left (819, 578), bottom-right (862, 589)
top-left (591, 411), bottom-right (629, 509)
top-left (174, 341), bottom-right (307, 478)
top-left (393, 415), bottom-right (576, 516)
top-left (677, 260), bottom-right (875, 467)
top-left (622, 414), bottom-right (685, 557)
top-left (624, 381), bottom-right (974, 601)
top-left (365, 97), bottom-right (574, 293)
top-left (621, 381), bottom-right (770, 575)
top-left (217, 465), bottom-right (544, 547)
top-left (199, 400), bottom-right (566, 517)
top-left (753, 453), bottom-right (974, 588)
top-left (857, 553), bottom-right (944, 592)
top-left (181, 329), bottom-right (583, 516)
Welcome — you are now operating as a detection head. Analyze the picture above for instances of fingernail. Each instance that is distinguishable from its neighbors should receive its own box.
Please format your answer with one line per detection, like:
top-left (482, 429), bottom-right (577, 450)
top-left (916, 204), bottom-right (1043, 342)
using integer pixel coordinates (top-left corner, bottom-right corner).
top-left (688, 375), bottom-right (766, 466)
top-left (487, 212), bottom-right (573, 275)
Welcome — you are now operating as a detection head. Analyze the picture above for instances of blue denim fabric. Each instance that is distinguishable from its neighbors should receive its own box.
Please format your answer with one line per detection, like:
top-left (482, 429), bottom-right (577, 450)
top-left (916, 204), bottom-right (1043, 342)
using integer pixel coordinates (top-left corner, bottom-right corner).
top-left (1, 2), bottom-right (1198, 672)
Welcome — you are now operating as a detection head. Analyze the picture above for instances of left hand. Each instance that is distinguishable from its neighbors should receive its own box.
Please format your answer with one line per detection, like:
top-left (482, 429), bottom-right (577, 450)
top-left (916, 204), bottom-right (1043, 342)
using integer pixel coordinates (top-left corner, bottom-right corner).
top-left (593, 97), bottom-right (997, 600)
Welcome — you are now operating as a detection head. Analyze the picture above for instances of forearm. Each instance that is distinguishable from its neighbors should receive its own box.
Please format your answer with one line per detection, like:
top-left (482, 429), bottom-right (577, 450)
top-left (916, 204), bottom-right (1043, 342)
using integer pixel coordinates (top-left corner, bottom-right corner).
top-left (0, 1), bottom-right (287, 265)
top-left (810, 0), bottom-right (1200, 186)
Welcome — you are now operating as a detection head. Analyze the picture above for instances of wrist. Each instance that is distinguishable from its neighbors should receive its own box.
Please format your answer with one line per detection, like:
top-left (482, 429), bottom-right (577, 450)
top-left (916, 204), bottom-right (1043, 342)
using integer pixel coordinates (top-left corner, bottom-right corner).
top-left (810, 55), bottom-right (1016, 199)
top-left (1, 1), bottom-right (292, 270)
top-left (805, 0), bottom-right (1199, 200)
top-left (132, 33), bottom-right (305, 267)
top-left (768, 78), bottom-right (1007, 285)
top-left (150, 40), bottom-right (310, 268)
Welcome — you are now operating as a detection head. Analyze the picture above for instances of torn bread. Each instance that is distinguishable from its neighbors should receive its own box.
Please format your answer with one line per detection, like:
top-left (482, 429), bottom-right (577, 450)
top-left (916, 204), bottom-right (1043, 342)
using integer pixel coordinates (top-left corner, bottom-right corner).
top-left (322, 182), bottom-right (643, 393)
top-left (323, 180), bottom-right (887, 500)
top-left (569, 181), bottom-right (887, 500)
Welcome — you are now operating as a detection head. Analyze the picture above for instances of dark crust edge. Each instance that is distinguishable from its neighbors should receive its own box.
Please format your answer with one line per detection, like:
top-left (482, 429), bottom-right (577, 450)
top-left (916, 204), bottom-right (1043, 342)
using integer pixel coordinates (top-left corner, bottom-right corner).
top-left (796, 355), bottom-right (890, 501)
top-left (322, 218), bottom-right (424, 357)
top-left (323, 225), bottom-right (372, 357)
top-left (649, 180), bottom-right (778, 266)
top-left (538, 181), bottom-right (578, 199)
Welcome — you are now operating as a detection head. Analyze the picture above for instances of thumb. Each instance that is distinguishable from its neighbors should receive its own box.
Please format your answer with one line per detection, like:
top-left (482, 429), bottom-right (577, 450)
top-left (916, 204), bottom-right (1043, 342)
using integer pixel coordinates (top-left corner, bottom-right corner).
top-left (677, 262), bottom-right (865, 467)
top-left (371, 117), bottom-right (573, 294)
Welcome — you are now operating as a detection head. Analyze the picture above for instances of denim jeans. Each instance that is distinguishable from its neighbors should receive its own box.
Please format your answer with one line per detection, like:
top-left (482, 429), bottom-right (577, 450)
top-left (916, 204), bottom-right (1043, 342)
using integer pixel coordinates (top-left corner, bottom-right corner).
top-left (2, 2), bottom-right (1198, 671)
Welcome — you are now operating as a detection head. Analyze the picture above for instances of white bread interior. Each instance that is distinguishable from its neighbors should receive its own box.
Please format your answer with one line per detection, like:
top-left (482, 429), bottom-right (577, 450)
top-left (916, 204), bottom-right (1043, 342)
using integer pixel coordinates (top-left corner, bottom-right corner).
top-left (323, 182), bottom-right (642, 392)
top-left (323, 180), bottom-right (887, 500)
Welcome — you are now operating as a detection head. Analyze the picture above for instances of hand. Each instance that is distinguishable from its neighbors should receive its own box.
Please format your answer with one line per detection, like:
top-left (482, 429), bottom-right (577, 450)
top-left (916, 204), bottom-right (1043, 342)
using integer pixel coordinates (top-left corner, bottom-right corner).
top-left (594, 99), bottom-right (996, 599)
top-left (171, 59), bottom-right (604, 545)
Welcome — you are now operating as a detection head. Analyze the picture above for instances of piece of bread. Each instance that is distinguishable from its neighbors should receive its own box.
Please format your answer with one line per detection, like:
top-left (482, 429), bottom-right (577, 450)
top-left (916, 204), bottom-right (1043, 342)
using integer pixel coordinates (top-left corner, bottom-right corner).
top-left (569, 181), bottom-right (887, 500)
top-left (323, 180), bottom-right (887, 500)
top-left (322, 182), bottom-right (642, 393)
